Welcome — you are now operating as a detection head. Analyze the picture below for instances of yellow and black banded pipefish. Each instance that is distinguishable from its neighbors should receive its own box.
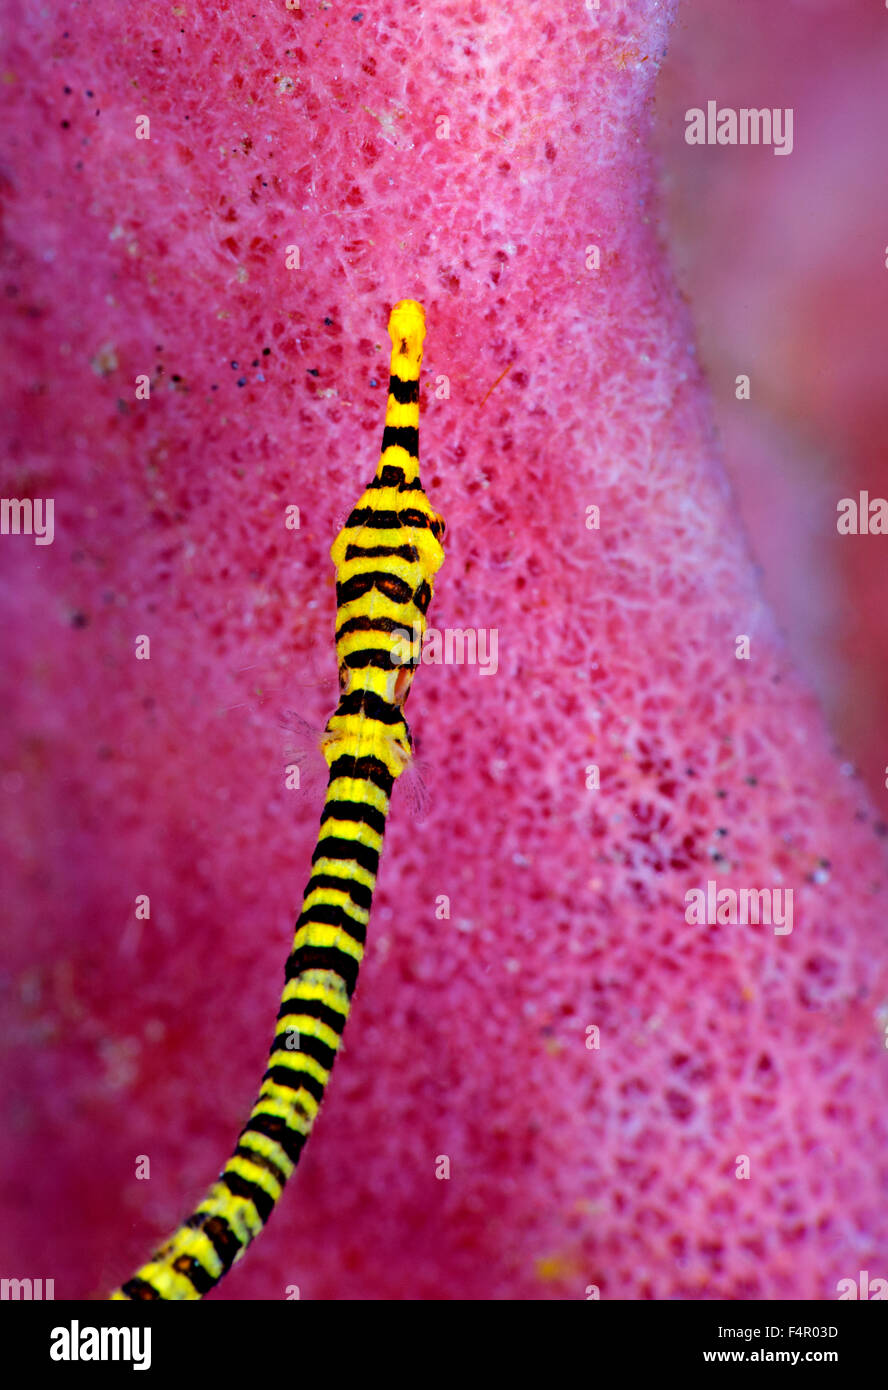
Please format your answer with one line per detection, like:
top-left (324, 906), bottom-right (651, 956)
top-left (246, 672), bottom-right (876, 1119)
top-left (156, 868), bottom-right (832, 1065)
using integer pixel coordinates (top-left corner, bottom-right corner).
top-left (111, 300), bottom-right (444, 1300)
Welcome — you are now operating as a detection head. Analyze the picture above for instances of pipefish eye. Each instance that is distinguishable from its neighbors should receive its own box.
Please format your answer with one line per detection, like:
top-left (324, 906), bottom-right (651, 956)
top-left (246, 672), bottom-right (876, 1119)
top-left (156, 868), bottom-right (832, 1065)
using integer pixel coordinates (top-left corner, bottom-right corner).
top-left (110, 299), bottom-right (445, 1301)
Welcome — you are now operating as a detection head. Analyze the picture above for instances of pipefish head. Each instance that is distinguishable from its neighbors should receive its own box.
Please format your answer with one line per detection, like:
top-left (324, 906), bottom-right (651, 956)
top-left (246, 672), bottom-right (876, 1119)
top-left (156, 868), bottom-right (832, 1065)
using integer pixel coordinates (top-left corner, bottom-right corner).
top-left (388, 299), bottom-right (426, 365)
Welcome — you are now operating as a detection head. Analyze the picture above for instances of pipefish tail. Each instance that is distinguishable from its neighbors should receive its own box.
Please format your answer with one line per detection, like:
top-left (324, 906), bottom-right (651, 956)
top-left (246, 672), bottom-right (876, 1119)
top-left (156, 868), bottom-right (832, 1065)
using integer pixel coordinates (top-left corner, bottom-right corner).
top-left (111, 299), bottom-right (445, 1300)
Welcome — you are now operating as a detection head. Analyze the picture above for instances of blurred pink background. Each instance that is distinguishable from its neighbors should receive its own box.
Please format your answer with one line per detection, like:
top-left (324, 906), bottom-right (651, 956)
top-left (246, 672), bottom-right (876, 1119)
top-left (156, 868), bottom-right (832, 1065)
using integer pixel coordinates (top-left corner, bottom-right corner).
top-left (653, 0), bottom-right (888, 808)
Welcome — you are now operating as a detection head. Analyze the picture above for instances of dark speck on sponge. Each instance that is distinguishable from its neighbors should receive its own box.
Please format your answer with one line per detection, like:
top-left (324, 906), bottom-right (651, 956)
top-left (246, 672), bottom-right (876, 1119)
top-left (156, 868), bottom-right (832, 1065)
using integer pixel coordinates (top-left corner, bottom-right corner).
top-left (230, 360), bottom-right (238, 369)
top-left (307, 368), bottom-right (319, 377)
top-left (237, 377), bottom-right (247, 387)
top-left (262, 347), bottom-right (271, 355)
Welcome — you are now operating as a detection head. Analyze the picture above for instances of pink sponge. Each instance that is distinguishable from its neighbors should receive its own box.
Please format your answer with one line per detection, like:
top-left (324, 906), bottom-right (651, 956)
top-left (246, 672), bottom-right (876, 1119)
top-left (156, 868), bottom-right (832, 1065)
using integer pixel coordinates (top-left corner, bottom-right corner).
top-left (1, 0), bottom-right (886, 1299)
